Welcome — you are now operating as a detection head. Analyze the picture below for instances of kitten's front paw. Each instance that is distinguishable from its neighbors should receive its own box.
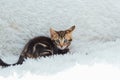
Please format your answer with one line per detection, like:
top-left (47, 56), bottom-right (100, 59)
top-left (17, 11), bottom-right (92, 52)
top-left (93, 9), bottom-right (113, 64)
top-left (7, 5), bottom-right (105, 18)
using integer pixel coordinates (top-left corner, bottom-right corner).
top-left (59, 48), bottom-right (69, 55)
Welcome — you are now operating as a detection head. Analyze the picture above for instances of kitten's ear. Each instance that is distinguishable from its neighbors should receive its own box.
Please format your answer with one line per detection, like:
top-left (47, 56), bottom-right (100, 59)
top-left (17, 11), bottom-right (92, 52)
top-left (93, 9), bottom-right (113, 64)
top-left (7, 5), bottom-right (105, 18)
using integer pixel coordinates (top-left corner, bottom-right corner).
top-left (67, 25), bottom-right (76, 33)
top-left (50, 28), bottom-right (57, 37)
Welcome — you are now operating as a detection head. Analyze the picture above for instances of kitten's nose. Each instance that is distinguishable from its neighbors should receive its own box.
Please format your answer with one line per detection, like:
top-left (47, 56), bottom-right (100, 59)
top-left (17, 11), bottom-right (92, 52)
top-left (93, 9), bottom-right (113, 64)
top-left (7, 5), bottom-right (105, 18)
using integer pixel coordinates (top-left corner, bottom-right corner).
top-left (60, 44), bottom-right (63, 48)
top-left (61, 46), bottom-right (63, 48)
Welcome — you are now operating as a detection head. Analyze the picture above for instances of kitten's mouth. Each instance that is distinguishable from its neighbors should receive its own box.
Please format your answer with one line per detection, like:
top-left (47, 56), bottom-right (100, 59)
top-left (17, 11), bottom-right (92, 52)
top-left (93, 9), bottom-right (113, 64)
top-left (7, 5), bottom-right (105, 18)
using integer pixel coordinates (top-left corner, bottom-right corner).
top-left (57, 46), bottom-right (67, 50)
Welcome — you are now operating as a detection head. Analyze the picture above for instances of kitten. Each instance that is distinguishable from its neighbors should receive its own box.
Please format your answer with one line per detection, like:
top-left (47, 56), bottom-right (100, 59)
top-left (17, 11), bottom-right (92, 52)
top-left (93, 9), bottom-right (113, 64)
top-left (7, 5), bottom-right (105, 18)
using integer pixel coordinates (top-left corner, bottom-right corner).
top-left (0, 25), bottom-right (75, 67)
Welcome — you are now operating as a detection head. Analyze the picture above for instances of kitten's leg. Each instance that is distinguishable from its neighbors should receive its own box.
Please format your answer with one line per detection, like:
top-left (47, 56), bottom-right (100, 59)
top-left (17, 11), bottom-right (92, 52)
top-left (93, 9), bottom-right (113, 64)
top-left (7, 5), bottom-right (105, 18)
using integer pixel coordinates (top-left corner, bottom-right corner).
top-left (40, 50), bottom-right (53, 57)
top-left (58, 48), bottom-right (69, 55)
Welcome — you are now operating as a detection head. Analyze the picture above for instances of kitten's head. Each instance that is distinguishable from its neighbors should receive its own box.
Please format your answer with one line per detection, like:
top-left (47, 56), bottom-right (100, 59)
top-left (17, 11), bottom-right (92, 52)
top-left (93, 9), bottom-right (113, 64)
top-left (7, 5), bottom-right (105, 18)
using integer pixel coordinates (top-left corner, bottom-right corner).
top-left (50, 25), bottom-right (75, 50)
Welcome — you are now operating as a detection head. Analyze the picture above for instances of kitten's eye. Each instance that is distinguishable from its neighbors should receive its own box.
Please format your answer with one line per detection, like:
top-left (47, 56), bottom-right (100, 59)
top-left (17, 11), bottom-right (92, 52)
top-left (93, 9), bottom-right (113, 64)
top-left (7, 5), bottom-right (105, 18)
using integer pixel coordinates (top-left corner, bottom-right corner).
top-left (64, 39), bottom-right (68, 43)
top-left (55, 39), bottom-right (60, 43)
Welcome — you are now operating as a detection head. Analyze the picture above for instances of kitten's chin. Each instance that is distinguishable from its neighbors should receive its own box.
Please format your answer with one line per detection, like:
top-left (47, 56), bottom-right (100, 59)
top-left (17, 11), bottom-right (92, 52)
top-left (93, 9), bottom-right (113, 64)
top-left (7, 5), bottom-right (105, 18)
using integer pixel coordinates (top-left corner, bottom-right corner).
top-left (57, 46), bottom-right (67, 50)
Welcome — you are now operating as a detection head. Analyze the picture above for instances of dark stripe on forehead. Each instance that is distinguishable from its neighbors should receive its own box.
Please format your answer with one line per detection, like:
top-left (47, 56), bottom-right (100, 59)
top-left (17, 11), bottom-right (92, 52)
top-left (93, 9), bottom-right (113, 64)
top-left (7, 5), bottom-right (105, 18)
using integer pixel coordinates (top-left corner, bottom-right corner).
top-left (57, 31), bottom-right (66, 38)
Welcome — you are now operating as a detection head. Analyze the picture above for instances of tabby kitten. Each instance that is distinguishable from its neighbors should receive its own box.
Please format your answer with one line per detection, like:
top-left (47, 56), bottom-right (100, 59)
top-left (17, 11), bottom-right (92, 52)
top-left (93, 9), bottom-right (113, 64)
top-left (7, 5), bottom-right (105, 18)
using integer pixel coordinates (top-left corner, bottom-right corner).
top-left (0, 25), bottom-right (75, 67)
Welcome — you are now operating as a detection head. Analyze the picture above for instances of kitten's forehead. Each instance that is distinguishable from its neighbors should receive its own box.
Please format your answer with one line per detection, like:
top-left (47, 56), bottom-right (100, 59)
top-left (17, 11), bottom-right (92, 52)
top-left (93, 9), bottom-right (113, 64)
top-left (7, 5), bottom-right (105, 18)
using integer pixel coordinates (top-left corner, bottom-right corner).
top-left (57, 31), bottom-right (66, 38)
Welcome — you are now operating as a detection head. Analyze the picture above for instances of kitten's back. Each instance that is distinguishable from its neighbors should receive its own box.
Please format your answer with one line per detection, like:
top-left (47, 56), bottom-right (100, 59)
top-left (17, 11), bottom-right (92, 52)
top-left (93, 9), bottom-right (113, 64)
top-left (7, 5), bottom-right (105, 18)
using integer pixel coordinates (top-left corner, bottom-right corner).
top-left (22, 36), bottom-right (53, 58)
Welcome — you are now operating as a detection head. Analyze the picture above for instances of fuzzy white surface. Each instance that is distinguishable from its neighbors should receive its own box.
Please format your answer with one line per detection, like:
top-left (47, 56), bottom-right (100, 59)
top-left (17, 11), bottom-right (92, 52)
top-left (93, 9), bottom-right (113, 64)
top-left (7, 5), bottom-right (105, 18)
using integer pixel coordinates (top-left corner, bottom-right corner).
top-left (0, 0), bottom-right (120, 80)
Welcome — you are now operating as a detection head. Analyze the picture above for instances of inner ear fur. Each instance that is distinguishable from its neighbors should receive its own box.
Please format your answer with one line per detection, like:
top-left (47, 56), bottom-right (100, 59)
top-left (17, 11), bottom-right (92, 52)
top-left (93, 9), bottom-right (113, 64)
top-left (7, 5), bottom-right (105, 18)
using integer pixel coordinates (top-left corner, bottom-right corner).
top-left (50, 28), bottom-right (57, 38)
top-left (66, 25), bottom-right (76, 33)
